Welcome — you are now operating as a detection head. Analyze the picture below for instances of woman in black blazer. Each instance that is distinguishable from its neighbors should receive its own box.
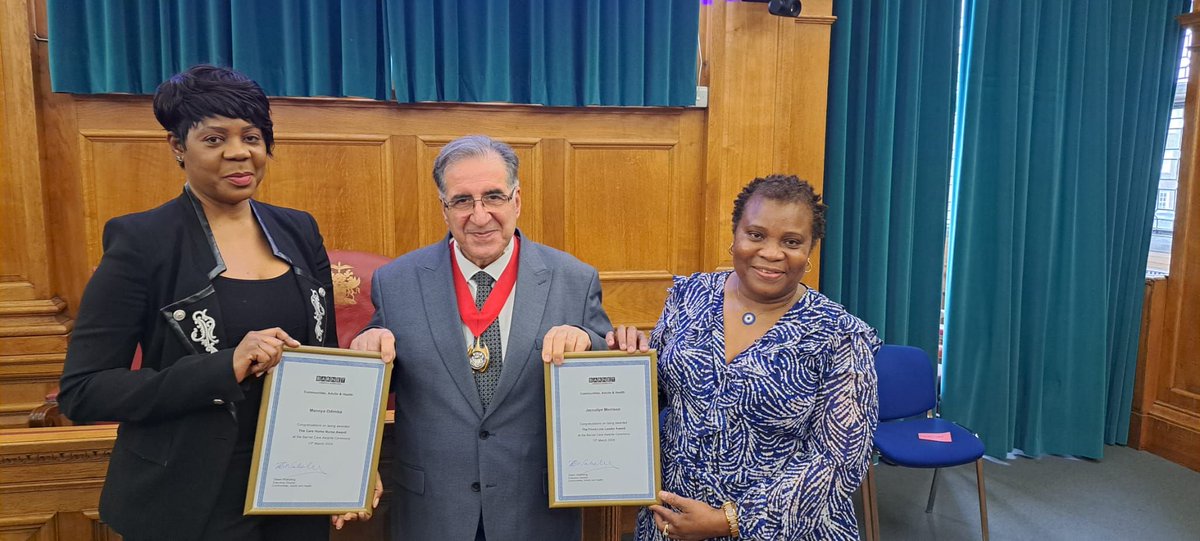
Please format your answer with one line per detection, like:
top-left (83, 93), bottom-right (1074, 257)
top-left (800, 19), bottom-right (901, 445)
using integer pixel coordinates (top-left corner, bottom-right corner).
top-left (57, 65), bottom-right (349, 541)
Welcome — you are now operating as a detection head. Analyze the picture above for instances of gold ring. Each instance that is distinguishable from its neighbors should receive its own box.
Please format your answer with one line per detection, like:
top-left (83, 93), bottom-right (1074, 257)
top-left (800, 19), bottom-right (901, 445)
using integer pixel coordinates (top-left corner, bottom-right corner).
top-left (663, 523), bottom-right (670, 538)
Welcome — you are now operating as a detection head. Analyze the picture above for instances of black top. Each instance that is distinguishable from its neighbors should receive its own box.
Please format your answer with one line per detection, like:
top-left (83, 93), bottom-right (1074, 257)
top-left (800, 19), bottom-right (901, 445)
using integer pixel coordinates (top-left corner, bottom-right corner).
top-left (213, 271), bottom-right (310, 452)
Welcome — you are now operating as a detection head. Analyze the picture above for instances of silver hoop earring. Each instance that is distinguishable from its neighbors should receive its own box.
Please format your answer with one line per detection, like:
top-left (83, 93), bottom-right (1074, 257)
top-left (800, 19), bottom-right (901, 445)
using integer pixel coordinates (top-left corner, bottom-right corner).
top-left (804, 261), bottom-right (812, 274)
top-left (727, 244), bottom-right (733, 255)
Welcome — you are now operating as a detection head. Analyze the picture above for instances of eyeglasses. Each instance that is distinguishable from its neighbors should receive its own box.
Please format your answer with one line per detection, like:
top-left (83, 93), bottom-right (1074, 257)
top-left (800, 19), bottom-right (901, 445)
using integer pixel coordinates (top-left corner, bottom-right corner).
top-left (441, 187), bottom-right (517, 212)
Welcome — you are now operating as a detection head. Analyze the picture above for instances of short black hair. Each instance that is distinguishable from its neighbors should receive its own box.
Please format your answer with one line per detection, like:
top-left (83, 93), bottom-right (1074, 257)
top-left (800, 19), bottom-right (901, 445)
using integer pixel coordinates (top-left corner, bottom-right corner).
top-left (153, 65), bottom-right (274, 165)
top-left (731, 174), bottom-right (827, 241)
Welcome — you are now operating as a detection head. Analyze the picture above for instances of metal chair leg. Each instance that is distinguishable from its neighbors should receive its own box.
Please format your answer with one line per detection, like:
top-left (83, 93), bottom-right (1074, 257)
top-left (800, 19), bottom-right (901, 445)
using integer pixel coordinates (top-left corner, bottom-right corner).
top-left (976, 459), bottom-right (989, 541)
top-left (925, 468), bottom-right (940, 513)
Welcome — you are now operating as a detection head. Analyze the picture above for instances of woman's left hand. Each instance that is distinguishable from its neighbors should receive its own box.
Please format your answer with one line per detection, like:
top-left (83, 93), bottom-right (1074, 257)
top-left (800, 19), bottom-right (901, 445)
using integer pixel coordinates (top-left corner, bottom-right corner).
top-left (331, 474), bottom-right (384, 529)
top-left (648, 491), bottom-right (732, 540)
top-left (605, 324), bottom-right (650, 353)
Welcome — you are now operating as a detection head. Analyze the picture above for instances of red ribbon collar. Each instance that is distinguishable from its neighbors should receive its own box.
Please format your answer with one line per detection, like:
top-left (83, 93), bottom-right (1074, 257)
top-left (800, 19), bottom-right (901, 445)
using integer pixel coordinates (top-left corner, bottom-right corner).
top-left (449, 238), bottom-right (520, 338)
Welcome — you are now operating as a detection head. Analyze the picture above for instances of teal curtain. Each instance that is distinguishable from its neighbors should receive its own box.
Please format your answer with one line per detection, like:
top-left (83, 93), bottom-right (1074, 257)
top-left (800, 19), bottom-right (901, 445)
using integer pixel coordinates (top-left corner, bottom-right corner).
top-left (48, 0), bottom-right (390, 99)
top-left (821, 0), bottom-right (961, 359)
top-left (48, 0), bottom-right (699, 107)
top-left (943, 0), bottom-right (1185, 458)
top-left (1102, 1), bottom-right (1186, 444)
top-left (385, 0), bottom-right (699, 106)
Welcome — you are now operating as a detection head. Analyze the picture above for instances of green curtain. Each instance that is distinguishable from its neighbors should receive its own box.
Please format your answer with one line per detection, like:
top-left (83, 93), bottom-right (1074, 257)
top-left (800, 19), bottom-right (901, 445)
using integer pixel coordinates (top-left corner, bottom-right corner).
top-left (48, 0), bottom-right (390, 99)
top-left (943, 0), bottom-right (1185, 459)
top-left (385, 0), bottom-right (699, 106)
top-left (821, 0), bottom-right (961, 360)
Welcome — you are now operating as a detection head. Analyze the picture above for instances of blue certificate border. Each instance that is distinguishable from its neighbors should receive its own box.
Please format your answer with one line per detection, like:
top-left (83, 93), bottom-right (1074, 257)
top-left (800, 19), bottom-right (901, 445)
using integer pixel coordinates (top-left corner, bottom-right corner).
top-left (551, 358), bottom-right (656, 503)
top-left (253, 353), bottom-right (386, 509)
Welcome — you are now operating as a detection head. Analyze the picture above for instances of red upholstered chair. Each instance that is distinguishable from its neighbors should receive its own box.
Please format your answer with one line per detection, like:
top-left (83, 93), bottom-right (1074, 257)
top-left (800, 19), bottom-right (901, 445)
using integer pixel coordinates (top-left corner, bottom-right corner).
top-left (327, 250), bottom-right (392, 348)
top-left (328, 250), bottom-right (394, 411)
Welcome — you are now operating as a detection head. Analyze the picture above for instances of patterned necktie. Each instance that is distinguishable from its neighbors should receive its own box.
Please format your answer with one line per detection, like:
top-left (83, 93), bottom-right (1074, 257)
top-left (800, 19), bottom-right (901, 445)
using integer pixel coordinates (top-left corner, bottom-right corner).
top-left (472, 271), bottom-right (503, 410)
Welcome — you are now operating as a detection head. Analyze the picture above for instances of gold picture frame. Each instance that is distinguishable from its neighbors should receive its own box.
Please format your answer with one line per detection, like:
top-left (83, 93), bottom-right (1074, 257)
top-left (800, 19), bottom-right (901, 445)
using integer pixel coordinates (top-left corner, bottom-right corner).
top-left (244, 345), bottom-right (391, 515)
top-left (544, 350), bottom-right (661, 508)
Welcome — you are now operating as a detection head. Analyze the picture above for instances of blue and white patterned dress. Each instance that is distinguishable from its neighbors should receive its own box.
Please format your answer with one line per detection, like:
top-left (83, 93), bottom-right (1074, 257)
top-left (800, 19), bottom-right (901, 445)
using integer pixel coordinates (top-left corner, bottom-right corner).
top-left (636, 272), bottom-right (880, 540)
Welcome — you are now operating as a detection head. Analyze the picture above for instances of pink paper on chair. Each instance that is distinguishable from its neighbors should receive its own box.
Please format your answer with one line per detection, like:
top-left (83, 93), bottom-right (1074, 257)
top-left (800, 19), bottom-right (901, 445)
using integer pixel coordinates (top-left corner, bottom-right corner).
top-left (918, 432), bottom-right (953, 443)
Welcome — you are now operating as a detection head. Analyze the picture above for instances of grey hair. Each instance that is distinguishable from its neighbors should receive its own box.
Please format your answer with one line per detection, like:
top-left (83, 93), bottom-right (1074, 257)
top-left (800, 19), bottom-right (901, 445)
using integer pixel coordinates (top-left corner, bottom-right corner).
top-left (432, 135), bottom-right (520, 195)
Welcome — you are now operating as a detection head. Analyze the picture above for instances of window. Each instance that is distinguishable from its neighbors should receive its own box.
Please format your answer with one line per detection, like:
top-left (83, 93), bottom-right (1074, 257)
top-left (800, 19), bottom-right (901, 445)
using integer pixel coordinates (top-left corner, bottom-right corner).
top-left (1148, 29), bottom-right (1190, 278)
top-left (1158, 191), bottom-right (1176, 210)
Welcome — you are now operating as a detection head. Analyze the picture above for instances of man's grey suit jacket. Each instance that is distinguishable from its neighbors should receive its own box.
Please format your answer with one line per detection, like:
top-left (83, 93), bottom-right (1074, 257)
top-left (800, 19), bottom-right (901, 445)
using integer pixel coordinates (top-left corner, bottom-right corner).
top-left (367, 233), bottom-right (613, 541)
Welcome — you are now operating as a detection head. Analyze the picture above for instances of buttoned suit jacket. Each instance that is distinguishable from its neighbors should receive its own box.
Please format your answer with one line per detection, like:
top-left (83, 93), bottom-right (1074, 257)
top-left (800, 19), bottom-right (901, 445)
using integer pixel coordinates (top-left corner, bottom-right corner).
top-left (57, 187), bottom-right (338, 541)
top-left (367, 232), bottom-right (613, 541)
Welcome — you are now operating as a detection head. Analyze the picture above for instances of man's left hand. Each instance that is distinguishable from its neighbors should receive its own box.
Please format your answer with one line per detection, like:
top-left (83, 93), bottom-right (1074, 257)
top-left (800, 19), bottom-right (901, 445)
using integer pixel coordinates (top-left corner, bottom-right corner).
top-left (541, 325), bottom-right (592, 365)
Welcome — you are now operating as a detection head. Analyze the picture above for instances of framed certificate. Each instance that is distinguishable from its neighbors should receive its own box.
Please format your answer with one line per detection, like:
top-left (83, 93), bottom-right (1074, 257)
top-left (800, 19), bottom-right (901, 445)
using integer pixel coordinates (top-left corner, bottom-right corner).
top-left (245, 346), bottom-right (392, 515)
top-left (544, 350), bottom-right (661, 508)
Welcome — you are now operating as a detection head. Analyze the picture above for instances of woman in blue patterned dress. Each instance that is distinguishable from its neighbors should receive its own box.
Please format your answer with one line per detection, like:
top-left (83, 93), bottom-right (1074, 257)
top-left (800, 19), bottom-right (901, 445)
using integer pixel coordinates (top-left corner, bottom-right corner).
top-left (629, 175), bottom-right (880, 540)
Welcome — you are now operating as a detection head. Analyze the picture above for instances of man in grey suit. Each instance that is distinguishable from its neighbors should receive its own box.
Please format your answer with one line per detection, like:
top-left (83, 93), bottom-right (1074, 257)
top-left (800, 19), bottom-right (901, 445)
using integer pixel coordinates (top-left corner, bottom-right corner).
top-left (352, 135), bottom-right (622, 541)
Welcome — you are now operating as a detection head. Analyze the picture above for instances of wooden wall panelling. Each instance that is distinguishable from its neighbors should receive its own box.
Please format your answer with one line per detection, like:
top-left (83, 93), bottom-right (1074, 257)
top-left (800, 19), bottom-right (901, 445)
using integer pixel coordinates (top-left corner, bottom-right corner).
top-left (1130, 278), bottom-right (1168, 448)
top-left (699, 0), bottom-right (833, 291)
top-left (0, 0), bottom-right (71, 429)
top-left (776, 13), bottom-right (836, 282)
top-left (0, 513), bottom-right (55, 541)
top-left (703, 1), bottom-right (783, 273)
top-left (388, 135), bottom-right (422, 257)
top-left (540, 138), bottom-right (569, 250)
top-left (0, 0), bottom-right (48, 301)
top-left (257, 134), bottom-right (396, 255)
top-left (36, 48), bottom-right (86, 321)
top-left (580, 507), bottom-right (622, 541)
top-left (63, 99), bottom-right (701, 320)
top-left (0, 425), bottom-right (118, 540)
top-left (1132, 11), bottom-right (1200, 471)
top-left (77, 130), bottom-right (402, 262)
top-left (77, 130), bottom-right (185, 264)
top-left (565, 140), bottom-right (680, 329)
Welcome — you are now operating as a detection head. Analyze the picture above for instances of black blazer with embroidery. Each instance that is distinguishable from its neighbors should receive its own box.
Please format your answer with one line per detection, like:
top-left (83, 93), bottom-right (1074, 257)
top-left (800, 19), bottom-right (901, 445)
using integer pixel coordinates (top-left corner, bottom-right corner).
top-left (57, 187), bottom-right (338, 540)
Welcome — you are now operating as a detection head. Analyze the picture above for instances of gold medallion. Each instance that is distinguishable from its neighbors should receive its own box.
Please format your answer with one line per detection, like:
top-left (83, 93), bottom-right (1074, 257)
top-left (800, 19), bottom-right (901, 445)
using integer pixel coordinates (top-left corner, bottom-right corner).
top-left (468, 338), bottom-right (490, 372)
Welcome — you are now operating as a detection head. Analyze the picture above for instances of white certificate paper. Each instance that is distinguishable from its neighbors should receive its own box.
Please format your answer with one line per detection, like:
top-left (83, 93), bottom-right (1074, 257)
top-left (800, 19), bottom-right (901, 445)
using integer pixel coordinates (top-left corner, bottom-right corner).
top-left (545, 351), bottom-right (661, 507)
top-left (245, 346), bottom-right (390, 514)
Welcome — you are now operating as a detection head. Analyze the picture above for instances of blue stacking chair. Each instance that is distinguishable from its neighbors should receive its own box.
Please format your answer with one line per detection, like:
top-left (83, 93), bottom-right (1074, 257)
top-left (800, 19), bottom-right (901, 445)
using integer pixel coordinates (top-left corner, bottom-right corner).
top-left (860, 345), bottom-right (989, 541)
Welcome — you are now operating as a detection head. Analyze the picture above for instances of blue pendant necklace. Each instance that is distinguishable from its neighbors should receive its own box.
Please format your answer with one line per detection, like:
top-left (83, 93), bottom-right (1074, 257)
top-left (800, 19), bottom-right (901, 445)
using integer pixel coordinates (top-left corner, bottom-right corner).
top-left (732, 281), bottom-right (802, 326)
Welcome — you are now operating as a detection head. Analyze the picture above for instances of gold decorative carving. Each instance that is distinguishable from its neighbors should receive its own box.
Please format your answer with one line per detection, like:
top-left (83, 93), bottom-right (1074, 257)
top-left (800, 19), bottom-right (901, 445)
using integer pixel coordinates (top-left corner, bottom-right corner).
top-left (331, 262), bottom-right (362, 305)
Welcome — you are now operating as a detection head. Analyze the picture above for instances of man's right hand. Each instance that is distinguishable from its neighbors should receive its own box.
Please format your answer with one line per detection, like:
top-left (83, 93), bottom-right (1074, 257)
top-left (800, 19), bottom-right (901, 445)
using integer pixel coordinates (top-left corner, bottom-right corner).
top-left (350, 328), bottom-right (396, 364)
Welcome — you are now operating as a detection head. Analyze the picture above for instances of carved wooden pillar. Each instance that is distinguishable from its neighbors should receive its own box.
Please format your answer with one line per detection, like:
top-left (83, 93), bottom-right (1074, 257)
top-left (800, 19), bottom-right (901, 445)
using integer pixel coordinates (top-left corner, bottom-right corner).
top-left (0, 0), bottom-right (71, 428)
